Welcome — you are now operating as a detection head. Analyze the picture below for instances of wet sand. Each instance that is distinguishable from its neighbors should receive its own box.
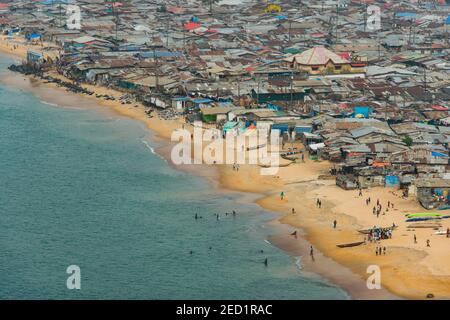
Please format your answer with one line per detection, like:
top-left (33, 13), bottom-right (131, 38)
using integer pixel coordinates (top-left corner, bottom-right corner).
top-left (2, 36), bottom-right (450, 300)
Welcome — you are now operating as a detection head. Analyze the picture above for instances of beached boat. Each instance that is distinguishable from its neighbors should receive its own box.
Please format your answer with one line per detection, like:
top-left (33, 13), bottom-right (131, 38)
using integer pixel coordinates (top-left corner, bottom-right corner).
top-left (406, 217), bottom-right (442, 222)
top-left (358, 226), bottom-right (397, 234)
top-left (336, 241), bottom-right (364, 248)
top-left (406, 213), bottom-right (443, 218)
top-left (407, 223), bottom-right (442, 229)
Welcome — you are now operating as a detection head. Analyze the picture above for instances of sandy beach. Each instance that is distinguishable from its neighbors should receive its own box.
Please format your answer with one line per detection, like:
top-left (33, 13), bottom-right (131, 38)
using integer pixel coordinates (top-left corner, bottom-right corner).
top-left (2, 35), bottom-right (450, 300)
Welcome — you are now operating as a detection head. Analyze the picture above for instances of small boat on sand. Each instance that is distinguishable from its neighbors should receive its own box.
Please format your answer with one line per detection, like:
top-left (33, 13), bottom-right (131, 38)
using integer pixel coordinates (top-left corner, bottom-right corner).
top-left (336, 241), bottom-right (364, 248)
top-left (407, 223), bottom-right (442, 229)
top-left (358, 226), bottom-right (397, 234)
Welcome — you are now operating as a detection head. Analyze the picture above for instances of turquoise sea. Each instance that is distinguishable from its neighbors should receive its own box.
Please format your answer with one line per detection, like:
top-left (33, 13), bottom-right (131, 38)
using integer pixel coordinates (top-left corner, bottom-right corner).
top-left (0, 55), bottom-right (348, 299)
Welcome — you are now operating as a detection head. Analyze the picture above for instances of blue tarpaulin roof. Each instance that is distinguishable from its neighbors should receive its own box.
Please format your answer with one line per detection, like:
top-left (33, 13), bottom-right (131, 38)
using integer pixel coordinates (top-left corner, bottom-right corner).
top-left (446, 16), bottom-right (450, 25)
top-left (26, 33), bottom-right (41, 40)
top-left (353, 106), bottom-right (371, 119)
top-left (432, 152), bottom-right (449, 158)
top-left (192, 98), bottom-right (213, 104)
top-left (41, 0), bottom-right (73, 5)
top-left (395, 12), bottom-right (417, 18)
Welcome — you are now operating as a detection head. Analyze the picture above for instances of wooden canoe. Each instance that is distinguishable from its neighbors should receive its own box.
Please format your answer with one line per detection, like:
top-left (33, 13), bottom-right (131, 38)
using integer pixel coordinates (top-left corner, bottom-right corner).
top-left (407, 223), bottom-right (442, 229)
top-left (358, 226), bottom-right (397, 234)
top-left (336, 241), bottom-right (364, 248)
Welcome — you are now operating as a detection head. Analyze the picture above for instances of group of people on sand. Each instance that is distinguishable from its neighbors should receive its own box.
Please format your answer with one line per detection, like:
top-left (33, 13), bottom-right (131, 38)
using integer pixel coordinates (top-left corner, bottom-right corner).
top-left (232, 163), bottom-right (240, 172)
top-left (370, 199), bottom-right (395, 218)
top-left (367, 226), bottom-right (393, 242)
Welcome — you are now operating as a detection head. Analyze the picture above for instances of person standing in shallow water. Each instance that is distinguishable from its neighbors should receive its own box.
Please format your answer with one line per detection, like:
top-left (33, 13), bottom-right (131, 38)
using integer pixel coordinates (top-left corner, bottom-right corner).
top-left (310, 246), bottom-right (315, 261)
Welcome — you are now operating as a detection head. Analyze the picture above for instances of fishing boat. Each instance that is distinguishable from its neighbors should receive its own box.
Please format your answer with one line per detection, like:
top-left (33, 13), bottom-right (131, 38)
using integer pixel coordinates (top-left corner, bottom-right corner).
top-left (358, 226), bottom-right (397, 234)
top-left (406, 216), bottom-right (442, 222)
top-left (406, 213), bottom-right (443, 218)
top-left (407, 223), bottom-right (442, 229)
top-left (336, 241), bottom-right (364, 248)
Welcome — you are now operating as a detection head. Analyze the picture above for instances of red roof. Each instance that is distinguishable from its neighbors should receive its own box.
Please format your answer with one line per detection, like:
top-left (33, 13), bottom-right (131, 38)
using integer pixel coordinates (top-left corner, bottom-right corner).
top-left (431, 105), bottom-right (448, 111)
top-left (184, 22), bottom-right (202, 31)
top-left (373, 162), bottom-right (390, 167)
top-left (338, 52), bottom-right (351, 60)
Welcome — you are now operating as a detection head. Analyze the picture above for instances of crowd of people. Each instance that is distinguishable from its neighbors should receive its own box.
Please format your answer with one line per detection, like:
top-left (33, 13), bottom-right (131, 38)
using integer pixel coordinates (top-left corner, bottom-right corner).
top-left (367, 226), bottom-right (394, 242)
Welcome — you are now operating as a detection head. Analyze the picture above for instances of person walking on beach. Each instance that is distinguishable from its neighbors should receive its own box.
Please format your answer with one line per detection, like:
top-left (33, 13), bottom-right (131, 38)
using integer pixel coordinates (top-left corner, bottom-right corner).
top-left (447, 228), bottom-right (450, 238)
top-left (280, 191), bottom-right (285, 200)
top-left (383, 247), bottom-right (386, 255)
top-left (333, 220), bottom-right (337, 229)
top-left (427, 239), bottom-right (431, 247)
top-left (376, 247), bottom-right (379, 256)
top-left (292, 208), bottom-right (296, 214)
top-left (359, 189), bottom-right (363, 197)
top-left (414, 234), bottom-right (417, 244)
top-left (310, 246), bottom-right (315, 261)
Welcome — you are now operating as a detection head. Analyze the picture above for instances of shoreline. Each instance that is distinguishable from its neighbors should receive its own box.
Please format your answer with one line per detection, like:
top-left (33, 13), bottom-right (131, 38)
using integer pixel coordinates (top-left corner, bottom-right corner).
top-left (2, 39), bottom-right (450, 299)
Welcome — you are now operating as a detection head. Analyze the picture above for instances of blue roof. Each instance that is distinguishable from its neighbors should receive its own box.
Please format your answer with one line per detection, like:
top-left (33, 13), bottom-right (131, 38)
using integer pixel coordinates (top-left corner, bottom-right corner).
top-left (26, 33), bottom-right (41, 40)
top-left (192, 98), bottom-right (213, 104)
top-left (41, 0), bottom-right (73, 5)
top-left (432, 152), bottom-right (449, 158)
top-left (395, 12), bottom-right (417, 18)
top-left (446, 16), bottom-right (450, 25)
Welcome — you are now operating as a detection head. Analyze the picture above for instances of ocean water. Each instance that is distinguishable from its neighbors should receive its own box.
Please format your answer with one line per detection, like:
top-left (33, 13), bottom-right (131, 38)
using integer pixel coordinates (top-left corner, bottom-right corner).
top-left (0, 55), bottom-right (348, 299)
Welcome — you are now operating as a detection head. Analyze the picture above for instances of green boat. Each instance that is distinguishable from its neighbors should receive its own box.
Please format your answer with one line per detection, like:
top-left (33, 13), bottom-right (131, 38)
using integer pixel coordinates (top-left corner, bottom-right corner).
top-left (406, 213), bottom-right (442, 218)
